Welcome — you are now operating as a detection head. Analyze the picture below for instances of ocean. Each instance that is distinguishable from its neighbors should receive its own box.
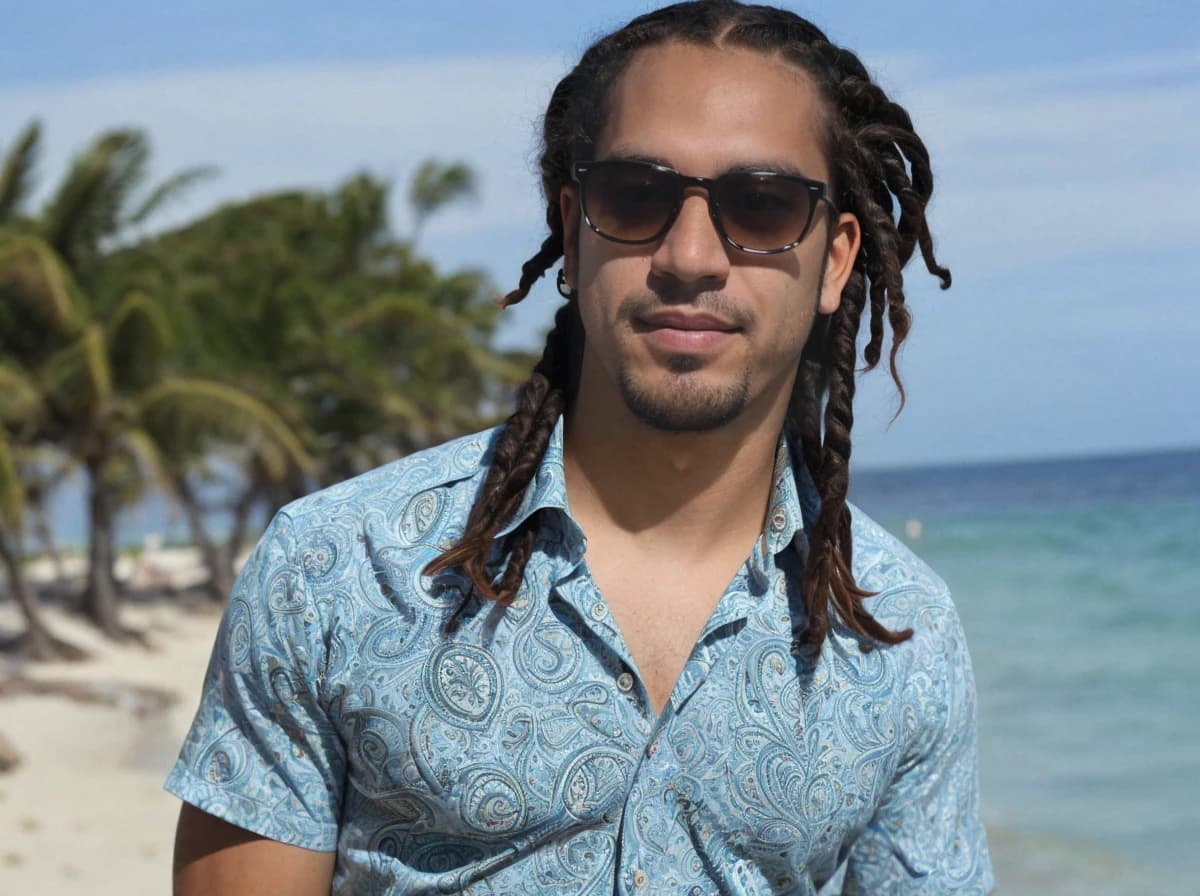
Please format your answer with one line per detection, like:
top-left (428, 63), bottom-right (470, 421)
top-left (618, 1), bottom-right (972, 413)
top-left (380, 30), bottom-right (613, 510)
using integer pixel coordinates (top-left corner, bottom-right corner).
top-left (39, 446), bottom-right (1200, 892)
top-left (852, 448), bottom-right (1200, 894)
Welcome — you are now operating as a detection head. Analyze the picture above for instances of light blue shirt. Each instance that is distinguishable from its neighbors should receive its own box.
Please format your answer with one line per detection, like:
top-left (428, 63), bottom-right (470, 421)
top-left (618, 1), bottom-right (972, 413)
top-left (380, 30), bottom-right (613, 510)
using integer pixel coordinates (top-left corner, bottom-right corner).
top-left (167, 419), bottom-right (992, 894)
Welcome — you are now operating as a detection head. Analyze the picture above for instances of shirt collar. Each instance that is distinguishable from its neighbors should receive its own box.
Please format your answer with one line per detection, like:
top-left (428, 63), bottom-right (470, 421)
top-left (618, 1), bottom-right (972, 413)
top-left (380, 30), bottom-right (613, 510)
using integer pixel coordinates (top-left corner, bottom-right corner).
top-left (745, 432), bottom-right (815, 586)
top-left (493, 416), bottom-right (817, 573)
top-left (494, 415), bottom-right (577, 542)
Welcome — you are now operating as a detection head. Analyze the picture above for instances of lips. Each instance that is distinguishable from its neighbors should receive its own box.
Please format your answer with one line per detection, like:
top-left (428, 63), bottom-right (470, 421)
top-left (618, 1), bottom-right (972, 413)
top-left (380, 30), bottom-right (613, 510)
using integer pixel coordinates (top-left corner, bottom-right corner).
top-left (635, 311), bottom-right (740, 332)
top-left (633, 310), bottom-right (742, 353)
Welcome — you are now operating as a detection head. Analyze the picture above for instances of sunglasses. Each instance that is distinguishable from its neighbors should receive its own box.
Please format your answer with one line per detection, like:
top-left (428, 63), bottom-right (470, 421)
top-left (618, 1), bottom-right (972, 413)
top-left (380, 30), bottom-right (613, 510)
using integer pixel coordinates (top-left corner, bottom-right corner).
top-left (572, 158), bottom-right (836, 255)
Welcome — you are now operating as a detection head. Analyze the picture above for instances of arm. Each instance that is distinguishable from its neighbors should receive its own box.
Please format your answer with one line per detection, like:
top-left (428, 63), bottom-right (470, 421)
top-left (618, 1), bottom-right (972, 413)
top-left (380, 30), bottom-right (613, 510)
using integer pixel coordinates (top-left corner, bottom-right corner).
top-left (174, 805), bottom-right (335, 896)
top-left (165, 511), bottom-right (347, 887)
top-left (842, 599), bottom-right (994, 895)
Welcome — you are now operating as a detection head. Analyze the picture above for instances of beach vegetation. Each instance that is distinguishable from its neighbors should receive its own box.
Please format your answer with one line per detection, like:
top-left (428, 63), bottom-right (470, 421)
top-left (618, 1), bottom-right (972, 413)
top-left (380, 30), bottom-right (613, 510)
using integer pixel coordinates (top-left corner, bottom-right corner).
top-left (0, 122), bottom-right (522, 650)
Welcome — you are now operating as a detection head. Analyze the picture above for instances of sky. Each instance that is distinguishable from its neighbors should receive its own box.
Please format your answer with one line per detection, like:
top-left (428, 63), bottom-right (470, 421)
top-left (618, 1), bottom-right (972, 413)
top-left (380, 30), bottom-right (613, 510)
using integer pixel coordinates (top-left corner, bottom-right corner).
top-left (2, 0), bottom-right (1197, 469)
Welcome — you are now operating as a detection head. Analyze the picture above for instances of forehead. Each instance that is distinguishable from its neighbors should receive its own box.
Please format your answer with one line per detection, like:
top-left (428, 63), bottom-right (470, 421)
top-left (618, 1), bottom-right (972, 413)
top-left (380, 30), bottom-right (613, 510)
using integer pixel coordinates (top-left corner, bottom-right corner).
top-left (597, 41), bottom-right (829, 181)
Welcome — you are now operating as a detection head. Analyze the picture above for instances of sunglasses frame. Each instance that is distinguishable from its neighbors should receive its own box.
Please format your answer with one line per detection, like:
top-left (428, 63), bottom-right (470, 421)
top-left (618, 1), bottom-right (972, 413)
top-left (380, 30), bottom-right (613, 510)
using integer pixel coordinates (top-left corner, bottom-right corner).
top-left (572, 159), bottom-right (837, 255)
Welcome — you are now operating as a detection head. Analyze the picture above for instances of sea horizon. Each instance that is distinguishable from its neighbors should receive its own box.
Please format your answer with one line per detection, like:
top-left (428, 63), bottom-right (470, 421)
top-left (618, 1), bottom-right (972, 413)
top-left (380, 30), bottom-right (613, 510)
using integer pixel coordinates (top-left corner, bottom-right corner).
top-left (20, 442), bottom-right (1198, 552)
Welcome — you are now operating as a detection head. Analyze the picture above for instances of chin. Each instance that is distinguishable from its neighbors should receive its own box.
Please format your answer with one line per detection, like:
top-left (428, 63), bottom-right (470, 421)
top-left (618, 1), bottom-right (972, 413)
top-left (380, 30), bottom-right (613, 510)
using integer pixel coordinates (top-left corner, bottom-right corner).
top-left (618, 367), bottom-right (752, 433)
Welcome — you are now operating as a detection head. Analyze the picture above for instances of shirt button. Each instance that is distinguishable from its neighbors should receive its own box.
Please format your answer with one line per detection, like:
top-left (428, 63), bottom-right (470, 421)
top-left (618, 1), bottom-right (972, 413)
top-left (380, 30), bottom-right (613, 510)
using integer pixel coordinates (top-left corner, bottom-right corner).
top-left (616, 672), bottom-right (634, 692)
top-left (646, 739), bottom-right (660, 757)
top-left (633, 869), bottom-right (648, 888)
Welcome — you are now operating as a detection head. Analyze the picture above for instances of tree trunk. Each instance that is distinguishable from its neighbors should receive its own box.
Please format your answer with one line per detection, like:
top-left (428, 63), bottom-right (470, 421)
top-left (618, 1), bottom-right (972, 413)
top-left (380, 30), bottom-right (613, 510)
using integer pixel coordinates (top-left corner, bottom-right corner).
top-left (0, 528), bottom-right (84, 661)
top-left (81, 459), bottom-right (123, 639)
top-left (30, 501), bottom-right (67, 586)
top-left (175, 473), bottom-right (232, 603)
top-left (226, 486), bottom-right (259, 582)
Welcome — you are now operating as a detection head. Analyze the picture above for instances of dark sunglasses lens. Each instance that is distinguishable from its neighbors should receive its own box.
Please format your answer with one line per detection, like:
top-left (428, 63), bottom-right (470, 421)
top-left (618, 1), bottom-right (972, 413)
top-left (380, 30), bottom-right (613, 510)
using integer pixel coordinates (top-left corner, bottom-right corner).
top-left (716, 174), bottom-right (814, 250)
top-left (584, 163), bottom-right (676, 242)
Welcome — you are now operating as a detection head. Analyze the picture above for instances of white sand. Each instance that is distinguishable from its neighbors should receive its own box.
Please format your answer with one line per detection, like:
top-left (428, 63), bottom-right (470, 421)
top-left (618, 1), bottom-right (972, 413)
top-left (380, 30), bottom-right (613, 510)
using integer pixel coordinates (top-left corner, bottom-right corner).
top-left (0, 596), bottom-right (223, 895)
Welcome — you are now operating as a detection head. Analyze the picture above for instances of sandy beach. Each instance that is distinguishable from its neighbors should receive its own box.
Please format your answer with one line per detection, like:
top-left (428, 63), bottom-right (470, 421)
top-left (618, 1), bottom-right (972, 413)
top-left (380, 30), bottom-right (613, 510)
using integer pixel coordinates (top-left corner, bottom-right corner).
top-left (0, 552), bottom-right (223, 896)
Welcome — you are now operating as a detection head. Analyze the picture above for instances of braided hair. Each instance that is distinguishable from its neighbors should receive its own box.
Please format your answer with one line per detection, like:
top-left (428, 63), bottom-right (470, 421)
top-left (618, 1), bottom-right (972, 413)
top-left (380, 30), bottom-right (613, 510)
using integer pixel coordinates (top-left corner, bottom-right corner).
top-left (426, 0), bottom-right (950, 650)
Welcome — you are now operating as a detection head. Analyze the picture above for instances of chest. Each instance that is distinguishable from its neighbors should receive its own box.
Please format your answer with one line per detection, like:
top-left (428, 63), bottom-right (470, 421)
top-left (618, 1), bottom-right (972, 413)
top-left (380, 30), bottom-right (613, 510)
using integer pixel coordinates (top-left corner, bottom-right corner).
top-left (324, 598), bottom-right (904, 892)
top-left (583, 545), bottom-right (756, 715)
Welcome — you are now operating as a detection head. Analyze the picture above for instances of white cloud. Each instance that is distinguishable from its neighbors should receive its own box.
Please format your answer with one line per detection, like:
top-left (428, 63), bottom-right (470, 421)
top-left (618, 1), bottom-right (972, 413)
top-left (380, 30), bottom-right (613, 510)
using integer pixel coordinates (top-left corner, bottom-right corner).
top-left (900, 52), bottom-right (1199, 274)
top-left (0, 55), bottom-right (571, 240)
top-left (2, 48), bottom-right (1193, 279)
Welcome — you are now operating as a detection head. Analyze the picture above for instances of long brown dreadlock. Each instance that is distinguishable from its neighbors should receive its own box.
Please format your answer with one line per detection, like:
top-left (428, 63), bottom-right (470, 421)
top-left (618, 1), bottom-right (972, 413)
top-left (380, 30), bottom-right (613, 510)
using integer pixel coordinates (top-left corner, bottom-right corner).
top-left (426, 0), bottom-right (951, 651)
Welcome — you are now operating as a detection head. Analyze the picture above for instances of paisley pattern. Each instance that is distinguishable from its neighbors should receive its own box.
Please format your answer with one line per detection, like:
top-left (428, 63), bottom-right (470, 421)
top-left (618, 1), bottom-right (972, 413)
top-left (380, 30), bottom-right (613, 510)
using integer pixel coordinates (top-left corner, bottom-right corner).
top-left (166, 420), bottom-right (993, 894)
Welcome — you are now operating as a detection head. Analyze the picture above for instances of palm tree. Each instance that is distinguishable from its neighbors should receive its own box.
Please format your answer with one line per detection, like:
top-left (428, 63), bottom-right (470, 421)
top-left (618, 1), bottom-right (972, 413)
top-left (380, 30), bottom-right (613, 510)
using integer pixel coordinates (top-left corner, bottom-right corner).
top-left (0, 364), bottom-right (84, 660)
top-left (0, 123), bottom-right (314, 636)
top-left (150, 169), bottom-right (525, 572)
top-left (408, 159), bottom-right (476, 248)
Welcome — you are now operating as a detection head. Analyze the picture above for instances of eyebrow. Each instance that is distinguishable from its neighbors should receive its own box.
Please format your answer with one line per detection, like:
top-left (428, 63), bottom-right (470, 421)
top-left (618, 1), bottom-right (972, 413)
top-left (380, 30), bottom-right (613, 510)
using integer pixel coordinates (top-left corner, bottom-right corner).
top-left (600, 150), bottom-right (815, 180)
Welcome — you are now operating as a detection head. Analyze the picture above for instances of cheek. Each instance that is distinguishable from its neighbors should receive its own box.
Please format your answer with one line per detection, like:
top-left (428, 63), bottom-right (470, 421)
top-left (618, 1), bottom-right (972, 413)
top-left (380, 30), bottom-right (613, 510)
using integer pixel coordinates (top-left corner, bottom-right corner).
top-left (746, 274), bottom-right (820, 359)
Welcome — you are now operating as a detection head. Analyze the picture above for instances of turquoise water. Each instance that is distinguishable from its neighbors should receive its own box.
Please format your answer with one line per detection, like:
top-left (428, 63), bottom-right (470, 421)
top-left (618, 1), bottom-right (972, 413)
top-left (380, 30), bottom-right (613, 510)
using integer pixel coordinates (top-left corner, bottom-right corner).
top-left (853, 449), bottom-right (1200, 893)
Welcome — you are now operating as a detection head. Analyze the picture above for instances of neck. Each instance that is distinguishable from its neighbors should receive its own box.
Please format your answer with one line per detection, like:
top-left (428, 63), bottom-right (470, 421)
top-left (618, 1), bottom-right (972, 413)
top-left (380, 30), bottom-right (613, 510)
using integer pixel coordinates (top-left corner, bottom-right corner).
top-left (562, 384), bottom-right (789, 556)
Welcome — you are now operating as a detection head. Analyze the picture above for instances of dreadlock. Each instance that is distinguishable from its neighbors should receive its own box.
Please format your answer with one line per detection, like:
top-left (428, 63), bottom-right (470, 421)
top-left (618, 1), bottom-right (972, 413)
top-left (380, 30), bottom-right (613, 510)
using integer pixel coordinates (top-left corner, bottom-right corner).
top-left (426, 0), bottom-right (950, 650)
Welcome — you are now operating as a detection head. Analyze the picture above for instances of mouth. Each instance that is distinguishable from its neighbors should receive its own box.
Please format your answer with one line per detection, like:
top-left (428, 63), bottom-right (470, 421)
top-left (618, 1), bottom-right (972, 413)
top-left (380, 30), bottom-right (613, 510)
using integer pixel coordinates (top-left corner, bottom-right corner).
top-left (632, 311), bottom-right (742, 333)
top-left (631, 311), bottom-right (743, 353)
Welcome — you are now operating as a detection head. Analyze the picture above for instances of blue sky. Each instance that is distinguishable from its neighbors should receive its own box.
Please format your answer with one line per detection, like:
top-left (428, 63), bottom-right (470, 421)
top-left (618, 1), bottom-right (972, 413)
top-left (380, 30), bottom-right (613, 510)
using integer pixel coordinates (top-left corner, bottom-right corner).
top-left (2, 1), bottom-right (1197, 468)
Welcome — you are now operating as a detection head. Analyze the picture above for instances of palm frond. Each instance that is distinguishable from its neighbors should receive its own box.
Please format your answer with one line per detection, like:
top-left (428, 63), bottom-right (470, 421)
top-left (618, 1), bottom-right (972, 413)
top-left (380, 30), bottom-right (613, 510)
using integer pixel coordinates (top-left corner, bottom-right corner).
top-left (115, 426), bottom-right (175, 500)
top-left (0, 233), bottom-right (80, 327)
top-left (408, 159), bottom-right (477, 242)
top-left (339, 292), bottom-right (438, 332)
top-left (41, 323), bottom-right (112, 411)
top-left (40, 129), bottom-right (150, 262)
top-left (108, 289), bottom-right (174, 389)
top-left (139, 378), bottom-right (315, 475)
top-left (126, 165), bottom-right (217, 228)
top-left (0, 120), bottom-right (41, 223)
top-left (0, 363), bottom-right (41, 423)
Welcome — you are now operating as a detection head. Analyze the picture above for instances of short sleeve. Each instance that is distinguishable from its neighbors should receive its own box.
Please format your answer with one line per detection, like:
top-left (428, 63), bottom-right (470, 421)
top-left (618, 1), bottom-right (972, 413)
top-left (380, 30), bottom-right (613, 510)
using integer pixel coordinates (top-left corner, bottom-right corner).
top-left (841, 599), bottom-right (994, 894)
top-left (164, 510), bottom-right (345, 851)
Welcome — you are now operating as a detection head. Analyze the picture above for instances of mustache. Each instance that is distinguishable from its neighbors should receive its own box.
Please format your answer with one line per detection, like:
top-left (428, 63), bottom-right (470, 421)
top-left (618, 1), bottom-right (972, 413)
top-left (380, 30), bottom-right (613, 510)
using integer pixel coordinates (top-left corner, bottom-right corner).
top-left (618, 291), bottom-right (756, 330)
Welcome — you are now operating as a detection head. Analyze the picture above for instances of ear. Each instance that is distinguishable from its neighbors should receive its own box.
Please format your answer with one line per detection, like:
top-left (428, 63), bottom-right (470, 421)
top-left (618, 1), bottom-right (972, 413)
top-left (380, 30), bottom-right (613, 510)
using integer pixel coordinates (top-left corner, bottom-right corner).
top-left (819, 211), bottom-right (861, 315)
top-left (559, 184), bottom-right (581, 291)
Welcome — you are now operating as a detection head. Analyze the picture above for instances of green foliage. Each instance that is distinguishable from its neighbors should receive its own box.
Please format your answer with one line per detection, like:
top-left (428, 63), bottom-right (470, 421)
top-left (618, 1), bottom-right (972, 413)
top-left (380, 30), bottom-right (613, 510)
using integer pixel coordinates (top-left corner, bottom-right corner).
top-left (408, 158), bottom-right (477, 245)
top-left (0, 122), bottom-right (527, 635)
top-left (0, 121), bottom-right (41, 224)
top-left (151, 168), bottom-right (518, 489)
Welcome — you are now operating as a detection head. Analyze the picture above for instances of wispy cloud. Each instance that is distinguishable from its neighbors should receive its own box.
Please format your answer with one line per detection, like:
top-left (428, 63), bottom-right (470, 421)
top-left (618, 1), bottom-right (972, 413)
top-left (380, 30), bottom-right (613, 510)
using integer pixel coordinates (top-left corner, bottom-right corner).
top-left (0, 55), bottom-right (570, 240)
top-left (901, 51), bottom-right (1199, 274)
top-left (2, 49), bottom-right (1192, 279)
top-left (2, 49), bottom-right (1196, 463)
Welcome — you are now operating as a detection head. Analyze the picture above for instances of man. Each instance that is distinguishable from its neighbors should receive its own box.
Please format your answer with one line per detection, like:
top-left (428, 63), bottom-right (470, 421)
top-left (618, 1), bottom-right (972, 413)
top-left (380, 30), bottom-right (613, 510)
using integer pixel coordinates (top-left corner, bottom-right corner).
top-left (168, 2), bottom-right (993, 893)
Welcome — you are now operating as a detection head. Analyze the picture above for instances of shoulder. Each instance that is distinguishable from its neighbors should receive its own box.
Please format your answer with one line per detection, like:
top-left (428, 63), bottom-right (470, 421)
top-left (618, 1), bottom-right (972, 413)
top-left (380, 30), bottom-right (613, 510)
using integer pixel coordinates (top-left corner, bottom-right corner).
top-left (228, 428), bottom-right (501, 672)
top-left (843, 503), bottom-right (977, 742)
top-left (846, 501), bottom-right (959, 633)
top-left (278, 426), bottom-right (499, 536)
top-left (239, 427), bottom-right (499, 620)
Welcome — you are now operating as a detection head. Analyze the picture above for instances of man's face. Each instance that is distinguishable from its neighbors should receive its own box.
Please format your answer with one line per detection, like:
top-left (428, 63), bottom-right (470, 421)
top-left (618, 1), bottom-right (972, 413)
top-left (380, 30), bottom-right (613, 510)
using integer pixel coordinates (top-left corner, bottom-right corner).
top-left (560, 41), bottom-right (859, 433)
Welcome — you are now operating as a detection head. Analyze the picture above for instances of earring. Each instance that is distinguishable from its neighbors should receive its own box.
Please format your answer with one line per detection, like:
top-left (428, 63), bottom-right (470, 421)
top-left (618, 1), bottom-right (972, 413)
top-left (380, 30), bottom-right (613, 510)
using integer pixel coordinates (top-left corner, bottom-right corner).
top-left (556, 269), bottom-right (575, 299)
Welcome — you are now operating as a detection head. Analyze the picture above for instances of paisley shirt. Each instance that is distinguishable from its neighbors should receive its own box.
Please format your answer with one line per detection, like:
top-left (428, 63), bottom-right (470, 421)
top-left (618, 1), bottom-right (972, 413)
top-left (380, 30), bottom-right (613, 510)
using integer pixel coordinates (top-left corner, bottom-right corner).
top-left (166, 420), bottom-right (992, 894)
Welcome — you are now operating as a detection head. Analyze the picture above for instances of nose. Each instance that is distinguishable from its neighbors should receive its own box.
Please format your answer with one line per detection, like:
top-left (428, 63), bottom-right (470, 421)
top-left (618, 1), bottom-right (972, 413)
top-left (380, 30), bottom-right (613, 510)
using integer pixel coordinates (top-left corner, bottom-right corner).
top-left (649, 186), bottom-right (730, 289)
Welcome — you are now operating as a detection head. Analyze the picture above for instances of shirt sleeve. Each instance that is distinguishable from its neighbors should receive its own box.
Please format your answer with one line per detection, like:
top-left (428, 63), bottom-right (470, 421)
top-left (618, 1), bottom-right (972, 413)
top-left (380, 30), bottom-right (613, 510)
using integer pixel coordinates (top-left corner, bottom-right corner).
top-left (841, 597), bottom-right (994, 895)
top-left (164, 509), bottom-right (345, 851)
